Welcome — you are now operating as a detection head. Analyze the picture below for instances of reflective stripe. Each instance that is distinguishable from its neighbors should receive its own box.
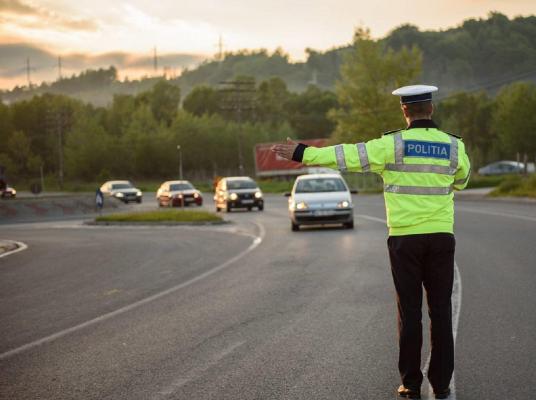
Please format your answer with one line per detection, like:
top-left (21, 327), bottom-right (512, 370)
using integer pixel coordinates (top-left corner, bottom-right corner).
top-left (356, 142), bottom-right (370, 172)
top-left (384, 185), bottom-right (453, 195)
top-left (334, 145), bottom-right (347, 172)
top-left (454, 168), bottom-right (471, 185)
top-left (394, 133), bottom-right (404, 164)
top-left (450, 136), bottom-right (458, 170)
top-left (385, 163), bottom-right (456, 175)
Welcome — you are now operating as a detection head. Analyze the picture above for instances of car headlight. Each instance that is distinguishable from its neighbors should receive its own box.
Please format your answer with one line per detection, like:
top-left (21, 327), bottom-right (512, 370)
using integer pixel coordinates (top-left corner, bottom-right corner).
top-left (136, 191), bottom-right (142, 196)
top-left (11, 189), bottom-right (16, 195)
top-left (296, 201), bottom-right (308, 210)
top-left (254, 191), bottom-right (263, 199)
top-left (229, 193), bottom-right (238, 200)
top-left (194, 192), bottom-right (199, 198)
top-left (115, 192), bottom-right (124, 197)
top-left (175, 193), bottom-right (183, 198)
top-left (337, 200), bottom-right (350, 208)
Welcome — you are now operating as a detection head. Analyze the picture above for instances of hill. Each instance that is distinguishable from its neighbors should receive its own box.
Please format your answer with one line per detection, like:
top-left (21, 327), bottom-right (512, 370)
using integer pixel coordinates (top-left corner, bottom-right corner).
top-left (2, 12), bottom-right (536, 105)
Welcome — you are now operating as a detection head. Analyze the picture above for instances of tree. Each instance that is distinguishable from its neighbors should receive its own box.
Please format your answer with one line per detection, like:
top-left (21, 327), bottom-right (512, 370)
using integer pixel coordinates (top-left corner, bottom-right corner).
top-left (136, 80), bottom-right (181, 126)
top-left (183, 86), bottom-right (220, 117)
top-left (5, 131), bottom-right (42, 177)
top-left (255, 77), bottom-right (290, 126)
top-left (492, 82), bottom-right (536, 163)
top-left (434, 92), bottom-right (495, 167)
top-left (285, 85), bottom-right (338, 139)
top-left (329, 28), bottom-right (422, 143)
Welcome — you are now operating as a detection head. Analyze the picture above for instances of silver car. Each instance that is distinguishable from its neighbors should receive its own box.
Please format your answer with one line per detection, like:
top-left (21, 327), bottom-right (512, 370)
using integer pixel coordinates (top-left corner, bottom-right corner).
top-left (100, 180), bottom-right (143, 204)
top-left (286, 173), bottom-right (356, 231)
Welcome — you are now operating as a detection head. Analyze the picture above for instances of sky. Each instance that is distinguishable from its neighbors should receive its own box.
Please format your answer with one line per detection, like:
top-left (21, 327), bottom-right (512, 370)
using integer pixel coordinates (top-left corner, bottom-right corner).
top-left (1, 0), bottom-right (536, 89)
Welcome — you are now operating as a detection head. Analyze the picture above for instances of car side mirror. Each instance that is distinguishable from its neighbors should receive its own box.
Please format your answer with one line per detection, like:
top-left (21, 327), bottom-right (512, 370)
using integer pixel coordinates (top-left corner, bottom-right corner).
top-left (283, 192), bottom-right (291, 197)
top-left (350, 189), bottom-right (358, 194)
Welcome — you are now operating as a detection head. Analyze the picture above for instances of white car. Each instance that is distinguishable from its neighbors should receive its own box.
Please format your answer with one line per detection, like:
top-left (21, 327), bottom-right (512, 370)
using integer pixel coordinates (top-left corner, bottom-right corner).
top-left (100, 180), bottom-right (143, 204)
top-left (286, 173), bottom-right (356, 231)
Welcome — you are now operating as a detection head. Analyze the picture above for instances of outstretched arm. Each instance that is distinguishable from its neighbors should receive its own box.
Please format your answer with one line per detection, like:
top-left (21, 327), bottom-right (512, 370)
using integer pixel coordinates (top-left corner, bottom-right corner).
top-left (271, 137), bottom-right (387, 174)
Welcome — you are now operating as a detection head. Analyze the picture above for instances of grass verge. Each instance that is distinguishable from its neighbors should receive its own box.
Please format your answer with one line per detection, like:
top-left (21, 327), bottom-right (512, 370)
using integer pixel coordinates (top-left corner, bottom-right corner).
top-left (490, 174), bottom-right (536, 198)
top-left (95, 209), bottom-right (223, 223)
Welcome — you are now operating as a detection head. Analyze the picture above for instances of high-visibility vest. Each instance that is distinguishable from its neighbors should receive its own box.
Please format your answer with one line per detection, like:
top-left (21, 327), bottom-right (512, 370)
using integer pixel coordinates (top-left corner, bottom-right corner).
top-left (302, 127), bottom-right (471, 235)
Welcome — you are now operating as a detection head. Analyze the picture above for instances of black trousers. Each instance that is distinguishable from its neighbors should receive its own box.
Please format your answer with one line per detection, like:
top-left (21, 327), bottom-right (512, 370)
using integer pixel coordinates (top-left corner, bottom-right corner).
top-left (387, 233), bottom-right (455, 392)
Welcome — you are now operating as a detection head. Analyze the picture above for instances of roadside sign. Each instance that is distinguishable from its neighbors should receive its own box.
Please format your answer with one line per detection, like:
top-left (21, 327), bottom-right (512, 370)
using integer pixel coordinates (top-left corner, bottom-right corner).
top-left (254, 138), bottom-right (328, 177)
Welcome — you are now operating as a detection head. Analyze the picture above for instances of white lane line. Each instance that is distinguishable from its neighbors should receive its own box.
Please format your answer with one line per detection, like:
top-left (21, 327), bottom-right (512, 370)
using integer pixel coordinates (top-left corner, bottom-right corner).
top-left (0, 223), bottom-right (265, 361)
top-left (154, 340), bottom-right (246, 399)
top-left (355, 214), bottom-right (389, 224)
top-left (456, 206), bottom-right (536, 223)
top-left (355, 214), bottom-right (461, 399)
top-left (0, 240), bottom-right (28, 258)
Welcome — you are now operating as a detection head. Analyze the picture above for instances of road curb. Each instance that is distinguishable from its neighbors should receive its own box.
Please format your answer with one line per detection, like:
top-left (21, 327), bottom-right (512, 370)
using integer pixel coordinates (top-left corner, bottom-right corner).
top-left (85, 220), bottom-right (231, 227)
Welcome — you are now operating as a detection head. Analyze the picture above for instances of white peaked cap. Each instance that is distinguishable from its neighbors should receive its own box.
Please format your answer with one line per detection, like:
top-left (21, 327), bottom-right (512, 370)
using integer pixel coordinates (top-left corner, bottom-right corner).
top-left (392, 85), bottom-right (438, 104)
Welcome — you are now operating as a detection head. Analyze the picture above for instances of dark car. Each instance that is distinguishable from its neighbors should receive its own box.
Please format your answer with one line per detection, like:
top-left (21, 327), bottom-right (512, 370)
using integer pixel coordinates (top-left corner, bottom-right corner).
top-left (100, 180), bottom-right (143, 203)
top-left (156, 180), bottom-right (203, 207)
top-left (214, 177), bottom-right (264, 212)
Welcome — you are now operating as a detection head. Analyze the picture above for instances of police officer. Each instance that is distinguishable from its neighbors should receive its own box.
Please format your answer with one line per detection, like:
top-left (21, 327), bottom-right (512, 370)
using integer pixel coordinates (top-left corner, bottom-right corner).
top-left (272, 85), bottom-right (471, 399)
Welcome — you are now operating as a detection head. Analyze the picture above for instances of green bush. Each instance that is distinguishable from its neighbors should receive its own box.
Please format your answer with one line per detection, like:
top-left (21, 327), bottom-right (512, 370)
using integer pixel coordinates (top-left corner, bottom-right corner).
top-left (490, 174), bottom-right (536, 198)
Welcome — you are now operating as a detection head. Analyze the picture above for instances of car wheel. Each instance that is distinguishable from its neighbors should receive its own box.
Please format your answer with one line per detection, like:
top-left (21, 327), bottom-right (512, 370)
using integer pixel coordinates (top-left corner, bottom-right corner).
top-left (291, 222), bottom-right (300, 231)
top-left (258, 204), bottom-right (264, 211)
top-left (247, 206), bottom-right (252, 211)
top-left (137, 199), bottom-right (142, 204)
top-left (226, 203), bottom-right (232, 212)
top-left (216, 206), bottom-right (220, 212)
top-left (344, 221), bottom-right (354, 229)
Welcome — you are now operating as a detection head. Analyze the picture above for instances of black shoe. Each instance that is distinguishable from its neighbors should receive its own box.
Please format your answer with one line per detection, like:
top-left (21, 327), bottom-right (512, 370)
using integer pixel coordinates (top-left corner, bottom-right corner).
top-left (434, 388), bottom-right (451, 399)
top-left (397, 385), bottom-right (421, 399)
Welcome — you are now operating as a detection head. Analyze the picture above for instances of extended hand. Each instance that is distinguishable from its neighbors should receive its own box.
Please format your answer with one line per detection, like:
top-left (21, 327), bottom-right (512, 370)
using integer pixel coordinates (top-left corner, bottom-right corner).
top-left (271, 137), bottom-right (298, 161)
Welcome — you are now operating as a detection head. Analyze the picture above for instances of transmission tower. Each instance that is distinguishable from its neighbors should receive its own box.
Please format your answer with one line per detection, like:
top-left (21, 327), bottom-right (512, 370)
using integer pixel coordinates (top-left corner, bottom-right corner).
top-left (219, 80), bottom-right (257, 174)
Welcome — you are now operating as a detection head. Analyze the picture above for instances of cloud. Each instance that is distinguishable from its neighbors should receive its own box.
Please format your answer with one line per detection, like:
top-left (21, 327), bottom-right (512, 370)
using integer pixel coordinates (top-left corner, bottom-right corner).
top-left (0, 42), bottom-right (207, 89)
top-left (0, 0), bottom-right (98, 31)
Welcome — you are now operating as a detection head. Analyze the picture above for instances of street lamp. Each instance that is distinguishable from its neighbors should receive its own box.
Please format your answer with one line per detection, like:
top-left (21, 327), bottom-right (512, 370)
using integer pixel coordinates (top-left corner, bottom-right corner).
top-left (176, 145), bottom-right (183, 180)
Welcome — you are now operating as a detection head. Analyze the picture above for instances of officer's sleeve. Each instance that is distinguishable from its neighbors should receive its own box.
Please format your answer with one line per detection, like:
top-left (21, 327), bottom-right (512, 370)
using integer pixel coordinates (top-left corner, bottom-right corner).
top-left (453, 140), bottom-right (471, 190)
top-left (300, 137), bottom-right (387, 174)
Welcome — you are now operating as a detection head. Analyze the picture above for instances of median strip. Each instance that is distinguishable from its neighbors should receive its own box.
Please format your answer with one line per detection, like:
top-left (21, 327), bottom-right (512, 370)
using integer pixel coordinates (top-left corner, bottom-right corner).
top-left (90, 209), bottom-right (226, 226)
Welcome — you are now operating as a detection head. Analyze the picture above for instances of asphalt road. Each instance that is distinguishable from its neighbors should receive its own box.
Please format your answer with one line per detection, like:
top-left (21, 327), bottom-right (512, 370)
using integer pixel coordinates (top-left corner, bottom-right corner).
top-left (1, 194), bottom-right (535, 400)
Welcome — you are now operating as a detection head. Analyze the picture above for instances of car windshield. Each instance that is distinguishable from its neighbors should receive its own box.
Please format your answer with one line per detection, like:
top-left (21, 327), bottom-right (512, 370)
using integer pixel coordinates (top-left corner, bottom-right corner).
top-left (295, 178), bottom-right (347, 193)
top-left (170, 183), bottom-right (193, 191)
top-left (227, 180), bottom-right (257, 190)
top-left (111, 183), bottom-right (133, 189)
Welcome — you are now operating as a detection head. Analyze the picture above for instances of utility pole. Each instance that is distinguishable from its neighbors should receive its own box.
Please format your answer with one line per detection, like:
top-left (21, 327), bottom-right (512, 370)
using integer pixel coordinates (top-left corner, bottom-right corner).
top-left (26, 57), bottom-right (31, 87)
top-left (58, 56), bottom-right (62, 80)
top-left (177, 145), bottom-right (183, 180)
top-left (46, 108), bottom-right (68, 190)
top-left (153, 46), bottom-right (158, 74)
top-left (219, 80), bottom-right (256, 175)
top-left (217, 35), bottom-right (224, 61)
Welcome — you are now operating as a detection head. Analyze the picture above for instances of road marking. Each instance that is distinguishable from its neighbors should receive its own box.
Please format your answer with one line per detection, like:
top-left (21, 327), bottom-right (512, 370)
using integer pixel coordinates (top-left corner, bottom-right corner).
top-left (0, 224), bottom-right (265, 361)
top-left (456, 206), bottom-right (536, 223)
top-left (0, 240), bottom-right (28, 258)
top-left (154, 340), bottom-right (246, 399)
top-left (355, 214), bottom-right (461, 399)
top-left (355, 214), bottom-right (389, 224)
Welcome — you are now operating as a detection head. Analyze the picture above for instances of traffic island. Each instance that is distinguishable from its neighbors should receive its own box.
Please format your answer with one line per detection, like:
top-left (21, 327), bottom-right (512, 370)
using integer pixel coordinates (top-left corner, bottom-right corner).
top-left (89, 209), bottom-right (226, 226)
top-left (0, 240), bottom-right (19, 255)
